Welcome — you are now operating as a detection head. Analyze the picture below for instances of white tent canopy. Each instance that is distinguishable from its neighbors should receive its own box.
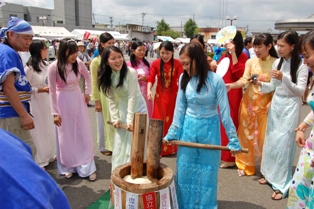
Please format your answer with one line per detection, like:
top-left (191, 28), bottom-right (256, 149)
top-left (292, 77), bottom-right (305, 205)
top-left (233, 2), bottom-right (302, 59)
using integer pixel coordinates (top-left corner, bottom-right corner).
top-left (207, 39), bottom-right (218, 44)
top-left (31, 26), bottom-right (75, 39)
top-left (71, 29), bottom-right (130, 41)
top-left (174, 38), bottom-right (190, 44)
top-left (156, 36), bottom-right (177, 43)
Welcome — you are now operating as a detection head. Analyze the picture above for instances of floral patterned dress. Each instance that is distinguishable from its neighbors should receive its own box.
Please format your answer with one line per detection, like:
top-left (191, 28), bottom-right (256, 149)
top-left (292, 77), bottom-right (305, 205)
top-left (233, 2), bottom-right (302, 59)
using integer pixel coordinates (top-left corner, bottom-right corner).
top-left (235, 55), bottom-right (277, 176)
top-left (287, 88), bottom-right (314, 209)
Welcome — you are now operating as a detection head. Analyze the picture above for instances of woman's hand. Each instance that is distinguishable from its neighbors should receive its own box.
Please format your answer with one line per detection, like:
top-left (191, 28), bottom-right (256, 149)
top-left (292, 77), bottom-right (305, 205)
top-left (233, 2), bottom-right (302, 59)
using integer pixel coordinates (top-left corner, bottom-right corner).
top-left (311, 158), bottom-right (314, 167)
top-left (40, 87), bottom-right (49, 93)
top-left (126, 123), bottom-right (133, 132)
top-left (295, 130), bottom-right (306, 147)
top-left (94, 100), bottom-right (102, 112)
top-left (210, 60), bottom-right (218, 71)
top-left (147, 89), bottom-right (153, 100)
top-left (84, 94), bottom-right (90, 104)
top-left (225, 83), bottom-right (232, 92)
top-left (113, 121), bottom-right (121, 129)
top-left (270, 70), bottom-right (283, 80)
top-left (163, 139), bottom-right (171, 145)
top-left (54, 115), bottom-right (62, 127)
top-left (138, 75), bottom-right (148, 82)
top-left (225, 43), bottom-right (235, 54)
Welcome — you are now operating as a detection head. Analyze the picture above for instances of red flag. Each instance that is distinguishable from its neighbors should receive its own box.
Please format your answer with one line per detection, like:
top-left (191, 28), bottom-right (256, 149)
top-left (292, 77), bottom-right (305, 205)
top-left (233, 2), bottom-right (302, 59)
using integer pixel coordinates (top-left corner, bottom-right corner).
top-left (83, 31), bottom-right (90, 40)
top-left (142, 191), bottom-right (156, 209)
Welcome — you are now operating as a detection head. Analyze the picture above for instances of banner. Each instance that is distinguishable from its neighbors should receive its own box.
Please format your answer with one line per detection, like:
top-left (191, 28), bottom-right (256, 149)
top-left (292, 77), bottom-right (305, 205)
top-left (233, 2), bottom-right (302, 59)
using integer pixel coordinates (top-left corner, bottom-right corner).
top-left (142, 191), bottom-right (156, 209)
top-left (114, 185), bottom-right (122, 209)
top-left (126, 192), bottom-right (138, 209)
top-left (159, 188), bottom-right (171, 209)
top-left (170, 181), bottom-right (178, 209)
top-left (83, 31), bottom-right (91, 40)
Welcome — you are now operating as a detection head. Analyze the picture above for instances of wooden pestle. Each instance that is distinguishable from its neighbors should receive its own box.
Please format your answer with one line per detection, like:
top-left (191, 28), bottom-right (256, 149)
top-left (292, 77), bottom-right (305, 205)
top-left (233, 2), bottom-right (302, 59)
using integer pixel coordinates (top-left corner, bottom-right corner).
top-left (130, 113), bottom-right (147, 179)
top-left (146, 119), bottom-right (164, 182)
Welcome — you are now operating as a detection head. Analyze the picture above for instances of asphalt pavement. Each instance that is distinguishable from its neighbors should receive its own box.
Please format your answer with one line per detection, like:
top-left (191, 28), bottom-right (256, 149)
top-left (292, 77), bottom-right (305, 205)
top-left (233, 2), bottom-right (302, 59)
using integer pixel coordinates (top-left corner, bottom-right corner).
top-left (45, 51), bottom-right (310, 209)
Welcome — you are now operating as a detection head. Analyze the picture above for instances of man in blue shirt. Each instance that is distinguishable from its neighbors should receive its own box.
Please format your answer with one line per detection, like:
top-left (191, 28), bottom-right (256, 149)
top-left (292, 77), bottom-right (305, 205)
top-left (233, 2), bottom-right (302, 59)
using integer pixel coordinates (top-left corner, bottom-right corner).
top-left (0, 129), bottom-right (71, 209)
top-left (243, 37), bottom-right (252, 59)
top-left (0, 17), bottom-right (36, 156)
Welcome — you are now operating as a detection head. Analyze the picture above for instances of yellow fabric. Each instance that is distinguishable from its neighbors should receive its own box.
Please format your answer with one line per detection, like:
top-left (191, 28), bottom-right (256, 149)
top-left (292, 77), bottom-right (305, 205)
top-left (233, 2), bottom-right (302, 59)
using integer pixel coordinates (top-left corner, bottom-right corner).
top-left (235, 55), bottom-right (277, 175)
top-left (90, 56), bottom-right (115, 151)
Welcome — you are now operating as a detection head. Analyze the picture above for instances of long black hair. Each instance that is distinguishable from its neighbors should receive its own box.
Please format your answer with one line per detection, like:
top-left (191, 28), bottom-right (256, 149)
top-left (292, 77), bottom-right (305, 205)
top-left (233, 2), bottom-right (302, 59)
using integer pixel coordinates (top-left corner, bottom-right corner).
top-left (98, 46), bottom-right (128, 96)
top-left (180, 42), bottom-right (208, 92)
top-left (276, 30), bottom-right (301, 84)
top-left (159, 41), bottom-right (174, 90)
top-left (130, 41), bottom-right (150, 68)
top-left (253, 33), bottom-right (279, 58)
top-left (57, 38), bottom-right (79, 83)
top-left (26, 39), bottom-right (48, 73)
top-left (99, 32), bottom-right (114, 56)
top-left (233, 31), bottom-right (244, 57)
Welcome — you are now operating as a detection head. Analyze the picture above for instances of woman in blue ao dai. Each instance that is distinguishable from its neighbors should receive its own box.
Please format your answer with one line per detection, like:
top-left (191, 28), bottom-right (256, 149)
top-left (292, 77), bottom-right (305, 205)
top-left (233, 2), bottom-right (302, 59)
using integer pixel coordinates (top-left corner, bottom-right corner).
top-left (164, 42), bottom-right (242, 209)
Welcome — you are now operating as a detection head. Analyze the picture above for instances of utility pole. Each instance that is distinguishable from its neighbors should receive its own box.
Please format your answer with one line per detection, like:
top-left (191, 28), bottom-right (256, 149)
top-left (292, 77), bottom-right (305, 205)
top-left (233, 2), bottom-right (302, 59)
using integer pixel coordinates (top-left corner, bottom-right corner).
top-left (193, 14), bottom-right (194, 21)
top-left (109, 17), bottom-right (113, 28)
top-left (92, 13), bottom-right (97, 24)
top-left (181, 21), bottom-right (182, 37)
top-left (39, 16), bottom-right (46, 26)
top-left (141, 13), bottom-right (146, 26)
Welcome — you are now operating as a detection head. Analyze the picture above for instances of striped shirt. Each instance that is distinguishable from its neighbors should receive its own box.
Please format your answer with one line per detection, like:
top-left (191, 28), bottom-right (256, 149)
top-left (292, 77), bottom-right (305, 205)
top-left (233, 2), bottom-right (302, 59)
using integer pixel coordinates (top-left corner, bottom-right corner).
top-left (0, 43), bottom-right (31, 118)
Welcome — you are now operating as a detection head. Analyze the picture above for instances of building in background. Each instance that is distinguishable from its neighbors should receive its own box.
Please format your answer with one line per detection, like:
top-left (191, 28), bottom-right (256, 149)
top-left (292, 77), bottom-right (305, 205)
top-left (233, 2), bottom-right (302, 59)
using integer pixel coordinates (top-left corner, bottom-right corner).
top-left (0, 0), bottom-right (93, 31)
top-left (274, 14), bottom-right (314, 31)
top-left (53, 0), bottom-right (92, 30)
top-left (116, 23), bottom-right (154, 42)
top-left (0, 3), bottom-right (53, 27)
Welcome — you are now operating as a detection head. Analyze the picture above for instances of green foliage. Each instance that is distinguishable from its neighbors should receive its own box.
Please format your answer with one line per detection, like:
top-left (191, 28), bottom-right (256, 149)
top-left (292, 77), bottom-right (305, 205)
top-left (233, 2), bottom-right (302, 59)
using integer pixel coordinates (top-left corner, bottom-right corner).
top-left (184, 18), bottom-right (198, 38)
top-left (161, 29), bottom-right (181, 39)
top-left (156, 18), bottom-right (170, 36)
top-left (194, 27), bottom-right (200, 35)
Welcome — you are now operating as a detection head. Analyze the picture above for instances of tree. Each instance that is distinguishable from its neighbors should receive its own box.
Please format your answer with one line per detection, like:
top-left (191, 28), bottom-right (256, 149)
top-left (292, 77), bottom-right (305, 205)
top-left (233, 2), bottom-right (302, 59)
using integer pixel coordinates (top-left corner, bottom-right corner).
top-left (184, 18), bottom-right (198, 38)
top-left (161, 29), bottom-right (180, 39)
top-left (156, 18), bottom-right (170, 36)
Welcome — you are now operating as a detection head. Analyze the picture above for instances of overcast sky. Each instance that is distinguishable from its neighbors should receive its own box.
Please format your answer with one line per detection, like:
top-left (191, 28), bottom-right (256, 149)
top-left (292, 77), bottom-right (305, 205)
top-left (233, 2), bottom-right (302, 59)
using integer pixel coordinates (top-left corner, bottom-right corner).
top-left (6, 0), bottom-right (313, 33)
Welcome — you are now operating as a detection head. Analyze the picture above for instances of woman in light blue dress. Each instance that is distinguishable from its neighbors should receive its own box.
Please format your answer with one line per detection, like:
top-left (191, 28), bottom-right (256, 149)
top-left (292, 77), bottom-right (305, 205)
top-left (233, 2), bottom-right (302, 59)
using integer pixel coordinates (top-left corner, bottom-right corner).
top-left (254, 30), bottom-right (308, 200)
top-left (164, 42), bottom-right (242, 209)
top-left (98, 46), bottom-right (147, 171)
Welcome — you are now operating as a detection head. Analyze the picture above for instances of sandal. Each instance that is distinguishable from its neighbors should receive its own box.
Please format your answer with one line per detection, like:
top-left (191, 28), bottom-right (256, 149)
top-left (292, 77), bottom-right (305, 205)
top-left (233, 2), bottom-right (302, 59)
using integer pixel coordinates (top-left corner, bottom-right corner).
top-left (259, 177), bottom-right (267, 185)
top-left (237, 169), bottom-right (245, 177)
top-left (65, 172), bottom-right (73, 179)
top-left (89, 172), bottom-right (97, 181)
top-left (101, 150), bottom-right (112, 156)
top-left (271, 190), bottom-right (282, 200)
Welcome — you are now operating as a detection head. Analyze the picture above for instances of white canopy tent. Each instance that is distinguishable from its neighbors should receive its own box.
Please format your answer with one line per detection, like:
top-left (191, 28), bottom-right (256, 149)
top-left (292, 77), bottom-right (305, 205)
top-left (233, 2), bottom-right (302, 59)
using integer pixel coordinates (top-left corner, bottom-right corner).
top-left (174, 38), bottom-right (190, 43)
top-left (207, 39), bottom-right (218, 45)
top-left (71, 29), bottom-right (130, 41)
top-left (156, 36), bottom-right (177, 43)
top-left (31, 26), bottom-right (75, 39)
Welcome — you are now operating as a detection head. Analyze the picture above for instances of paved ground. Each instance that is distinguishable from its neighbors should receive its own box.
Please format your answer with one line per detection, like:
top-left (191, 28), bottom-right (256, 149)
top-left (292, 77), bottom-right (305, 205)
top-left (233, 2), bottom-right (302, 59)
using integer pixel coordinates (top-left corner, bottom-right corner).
top-left (45, 51), bottom-right (310, 209)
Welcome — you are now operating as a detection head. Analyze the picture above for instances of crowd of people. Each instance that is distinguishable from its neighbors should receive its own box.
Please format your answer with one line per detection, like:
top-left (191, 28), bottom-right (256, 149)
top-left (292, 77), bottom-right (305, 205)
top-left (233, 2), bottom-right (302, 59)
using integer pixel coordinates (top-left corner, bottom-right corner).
top-left (1, 16), bottom-right (314, 208)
